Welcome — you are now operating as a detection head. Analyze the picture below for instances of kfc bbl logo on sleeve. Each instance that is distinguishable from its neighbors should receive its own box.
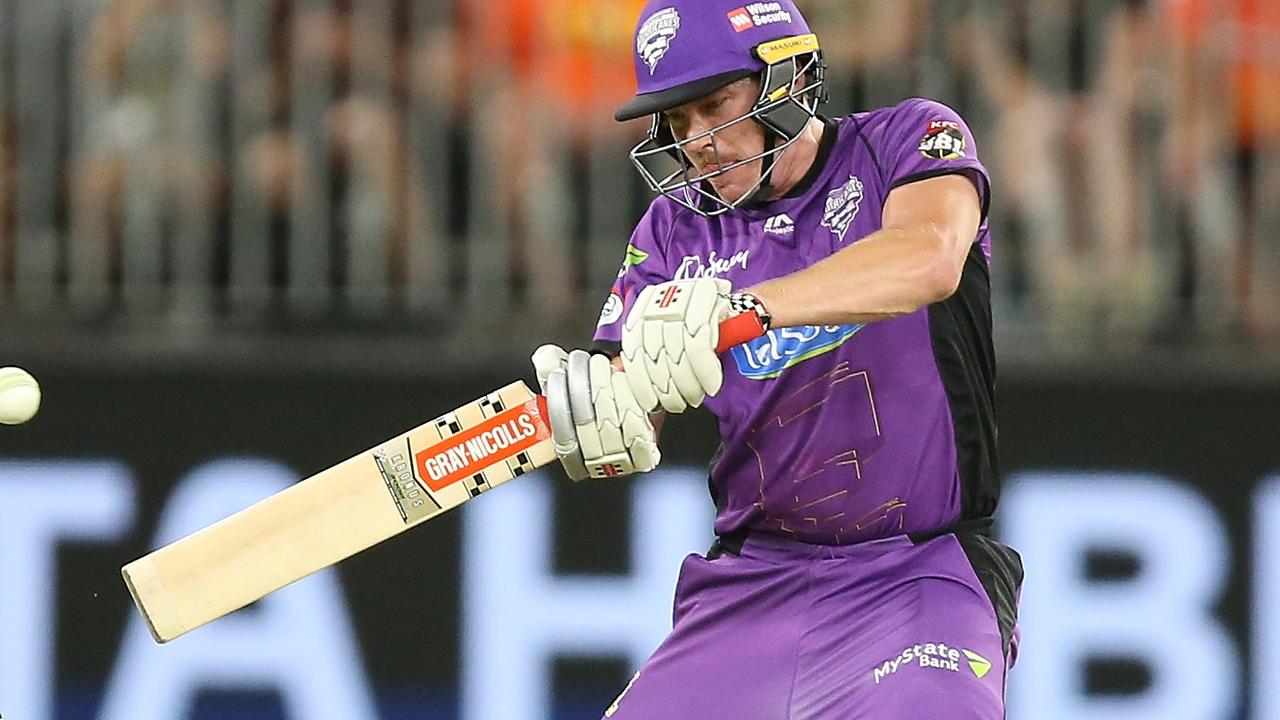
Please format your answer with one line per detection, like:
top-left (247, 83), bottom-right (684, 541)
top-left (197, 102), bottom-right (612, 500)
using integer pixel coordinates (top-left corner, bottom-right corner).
top-left (918, 120), bottom-right (967, 160)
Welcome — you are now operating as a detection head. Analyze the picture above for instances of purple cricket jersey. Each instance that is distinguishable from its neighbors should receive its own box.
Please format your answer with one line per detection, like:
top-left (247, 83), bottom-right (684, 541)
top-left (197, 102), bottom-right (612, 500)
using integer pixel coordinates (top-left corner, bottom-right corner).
top-left (594, 98), bottom-right (998, 546)
top-left (595, 2), bottom-right (1019, 714)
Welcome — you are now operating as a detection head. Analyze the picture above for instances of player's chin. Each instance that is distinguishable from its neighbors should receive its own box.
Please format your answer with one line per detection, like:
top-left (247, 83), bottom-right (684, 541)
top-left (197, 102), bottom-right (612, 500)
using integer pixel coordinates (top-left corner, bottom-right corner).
top-left (709, 177), bottom-right (753, 205)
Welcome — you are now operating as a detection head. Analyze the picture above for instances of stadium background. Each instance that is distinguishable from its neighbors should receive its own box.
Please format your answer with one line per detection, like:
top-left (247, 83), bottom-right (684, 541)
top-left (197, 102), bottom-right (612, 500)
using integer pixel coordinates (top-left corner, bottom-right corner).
top-left (1, 0), bottom-right (1278, 718)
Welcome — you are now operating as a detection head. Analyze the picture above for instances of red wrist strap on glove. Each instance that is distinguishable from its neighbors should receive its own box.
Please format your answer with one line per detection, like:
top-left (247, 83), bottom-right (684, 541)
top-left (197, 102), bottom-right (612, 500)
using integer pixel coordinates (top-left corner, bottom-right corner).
top-left (716, 311), bottom-right (768, 353)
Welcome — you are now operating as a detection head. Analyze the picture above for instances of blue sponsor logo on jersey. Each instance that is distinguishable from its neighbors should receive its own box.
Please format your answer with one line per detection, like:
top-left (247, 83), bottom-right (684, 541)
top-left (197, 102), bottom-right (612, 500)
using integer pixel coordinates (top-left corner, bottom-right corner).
top-left (731, 324), bottom-right (865, 380)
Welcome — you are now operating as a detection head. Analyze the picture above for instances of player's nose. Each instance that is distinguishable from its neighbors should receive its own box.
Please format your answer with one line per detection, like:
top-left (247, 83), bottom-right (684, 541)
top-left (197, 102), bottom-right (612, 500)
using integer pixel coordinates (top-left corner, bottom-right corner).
top-left (687, 131), bottom-right (721, 165)
top-left (685, 112), bottom-right (718, 147)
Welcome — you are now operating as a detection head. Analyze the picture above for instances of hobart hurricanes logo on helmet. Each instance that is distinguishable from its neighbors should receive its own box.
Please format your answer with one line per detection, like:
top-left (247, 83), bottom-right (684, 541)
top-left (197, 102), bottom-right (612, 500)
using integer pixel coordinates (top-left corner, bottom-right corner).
top-left (637, 8), bottom-right (681, 74)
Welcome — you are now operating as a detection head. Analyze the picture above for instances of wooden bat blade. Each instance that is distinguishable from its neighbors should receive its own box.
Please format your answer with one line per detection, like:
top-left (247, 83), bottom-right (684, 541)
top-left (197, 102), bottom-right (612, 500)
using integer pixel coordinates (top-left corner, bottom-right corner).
top-left (122, 381), bottom-right (555, 643)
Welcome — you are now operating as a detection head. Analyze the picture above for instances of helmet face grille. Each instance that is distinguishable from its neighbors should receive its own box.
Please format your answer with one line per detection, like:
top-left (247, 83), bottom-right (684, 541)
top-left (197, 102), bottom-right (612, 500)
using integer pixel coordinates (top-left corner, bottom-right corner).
top-left (628, 51), bottom-right (827, 217)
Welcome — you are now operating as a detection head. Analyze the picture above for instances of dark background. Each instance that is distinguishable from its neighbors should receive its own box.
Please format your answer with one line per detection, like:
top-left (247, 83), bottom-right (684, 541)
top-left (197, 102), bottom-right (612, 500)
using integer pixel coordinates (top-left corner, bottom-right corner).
top-left (2, 358), bottom-right (1276, 718)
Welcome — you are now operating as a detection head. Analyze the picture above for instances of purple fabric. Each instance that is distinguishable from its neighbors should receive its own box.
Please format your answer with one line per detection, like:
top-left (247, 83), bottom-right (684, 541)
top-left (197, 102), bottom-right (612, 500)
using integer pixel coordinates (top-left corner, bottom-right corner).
top-left (601, 535), bottom-right (1013, 719)
top-left (595, 99), bottom-right (993, 545)
top-left (628, 0), bottom-right (811, 97)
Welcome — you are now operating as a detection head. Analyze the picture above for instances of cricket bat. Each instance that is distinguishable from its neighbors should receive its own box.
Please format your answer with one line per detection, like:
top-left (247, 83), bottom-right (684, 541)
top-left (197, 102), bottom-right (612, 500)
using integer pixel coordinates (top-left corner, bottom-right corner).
top-left (122, 313), bottom-right (764, 643)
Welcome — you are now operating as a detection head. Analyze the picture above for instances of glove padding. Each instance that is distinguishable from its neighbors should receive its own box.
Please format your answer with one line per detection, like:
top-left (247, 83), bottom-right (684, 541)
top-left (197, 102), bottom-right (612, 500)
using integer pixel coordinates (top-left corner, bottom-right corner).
top-left (621, 278), bottom-right (730, 413)
top-left (531, 346), bottom-right (660, 481)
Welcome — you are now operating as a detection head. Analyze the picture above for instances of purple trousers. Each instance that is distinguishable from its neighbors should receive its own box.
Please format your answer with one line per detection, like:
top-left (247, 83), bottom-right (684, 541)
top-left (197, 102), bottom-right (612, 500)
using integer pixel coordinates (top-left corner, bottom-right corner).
top-left (602, 532), bottom-right (1020, 719)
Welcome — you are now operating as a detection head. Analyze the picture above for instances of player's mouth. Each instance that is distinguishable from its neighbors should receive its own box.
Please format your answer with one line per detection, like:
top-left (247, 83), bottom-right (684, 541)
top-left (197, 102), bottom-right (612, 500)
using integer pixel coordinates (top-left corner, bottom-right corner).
top-left (703, 159), bottom-right (736, 175)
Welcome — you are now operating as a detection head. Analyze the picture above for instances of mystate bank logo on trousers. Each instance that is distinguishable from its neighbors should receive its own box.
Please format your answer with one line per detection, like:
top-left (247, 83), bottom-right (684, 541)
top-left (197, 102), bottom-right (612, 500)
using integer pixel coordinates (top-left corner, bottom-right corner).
top-left (871, 643), bottom-right (993, 685)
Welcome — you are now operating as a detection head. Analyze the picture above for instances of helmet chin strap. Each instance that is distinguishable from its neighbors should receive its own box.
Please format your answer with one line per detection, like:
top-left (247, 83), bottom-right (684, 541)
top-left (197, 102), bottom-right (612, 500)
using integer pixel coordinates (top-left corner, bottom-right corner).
top-left (740, 127), bottom-right (785, 207)
top-left (694, 124), bottom-right (782, 211)
top-left (739, 56), bottom-right (815, 208)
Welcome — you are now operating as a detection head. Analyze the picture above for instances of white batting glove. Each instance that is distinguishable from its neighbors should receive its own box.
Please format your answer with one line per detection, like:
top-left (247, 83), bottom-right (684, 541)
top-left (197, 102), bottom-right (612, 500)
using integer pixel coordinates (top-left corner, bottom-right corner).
top-left (621, 278), bottom-right (731, 413)
top-left (531, 345), bottom-right (661, 481)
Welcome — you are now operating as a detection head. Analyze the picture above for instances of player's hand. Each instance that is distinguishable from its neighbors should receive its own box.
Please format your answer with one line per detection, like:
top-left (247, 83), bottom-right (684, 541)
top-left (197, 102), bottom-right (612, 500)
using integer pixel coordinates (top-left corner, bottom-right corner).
top-left (531, 346), bottom-right (661, 481)
top-left (621, 278), bottom-right (731, 413)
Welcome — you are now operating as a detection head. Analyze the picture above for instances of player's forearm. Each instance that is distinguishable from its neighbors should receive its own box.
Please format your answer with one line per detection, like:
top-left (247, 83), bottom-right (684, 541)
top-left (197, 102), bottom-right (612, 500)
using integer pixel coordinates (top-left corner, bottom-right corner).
top-left (745, 223), bottom-right (964, 328)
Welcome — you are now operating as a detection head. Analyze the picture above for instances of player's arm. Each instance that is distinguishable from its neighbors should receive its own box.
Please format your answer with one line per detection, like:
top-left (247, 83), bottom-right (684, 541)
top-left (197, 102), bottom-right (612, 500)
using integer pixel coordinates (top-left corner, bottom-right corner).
top-left (616, 175), bottom-right (979, 414)
top-left (744, 173), bottom-right (982, 327)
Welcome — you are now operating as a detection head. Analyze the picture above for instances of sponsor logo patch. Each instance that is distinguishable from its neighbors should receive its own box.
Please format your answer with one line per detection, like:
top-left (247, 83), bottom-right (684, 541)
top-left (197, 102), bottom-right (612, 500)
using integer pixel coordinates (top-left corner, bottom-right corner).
top-left (727, 3), bottom-right (793, 31)
top-left (727, 7), bottom-right (754, 31)
top-left (731, 324), bottom-right (864, 380)
top-left (918, 119), bottom-right (967, 160)
top-left (625, 243), bottom-right (650, 267)
top-left (674, 249), bottom-right (749, 280)
top-left (820, 176), bottom-right (865, 242)
top-left (637, 8), bottom-right (681, 75)
top-left (618, 243), bottom-right (651, 278)
top-left (763, 213), bottom-right (795, 236)
top-left (963, 649), bottom-right (993, 679)
top-left (597, 293), bottom-right (623, 327)
top-left (871, 642), bottom-right (994, 685)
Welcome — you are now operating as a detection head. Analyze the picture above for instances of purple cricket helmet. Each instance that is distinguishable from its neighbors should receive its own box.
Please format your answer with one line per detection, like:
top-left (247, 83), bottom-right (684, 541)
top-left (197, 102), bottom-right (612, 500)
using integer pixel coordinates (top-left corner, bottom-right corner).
top-left (615, 0), bottom-right (829, 216)
top-left (617, 0), bottom-right (813, 121)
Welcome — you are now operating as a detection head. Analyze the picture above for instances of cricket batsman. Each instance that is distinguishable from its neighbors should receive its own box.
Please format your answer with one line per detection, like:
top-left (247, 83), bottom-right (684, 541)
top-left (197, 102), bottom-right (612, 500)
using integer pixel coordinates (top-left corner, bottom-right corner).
top-left (533, 1), bottom-right (1023, 717)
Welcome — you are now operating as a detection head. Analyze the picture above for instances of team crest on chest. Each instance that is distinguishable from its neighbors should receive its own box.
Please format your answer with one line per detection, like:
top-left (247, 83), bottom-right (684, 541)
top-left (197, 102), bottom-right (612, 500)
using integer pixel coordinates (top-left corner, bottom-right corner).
top-left (637, 8), bottom-right (681, 74)
top-left (821, 176), bottom-right (865, 242)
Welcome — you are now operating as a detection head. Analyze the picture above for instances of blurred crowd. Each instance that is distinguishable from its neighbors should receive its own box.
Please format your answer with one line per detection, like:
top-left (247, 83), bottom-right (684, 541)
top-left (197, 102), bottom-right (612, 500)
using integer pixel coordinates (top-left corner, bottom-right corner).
top-left (805, 0), bottom-right (1280, 348)
top-left (0, 0), bottom-right (1276, 352)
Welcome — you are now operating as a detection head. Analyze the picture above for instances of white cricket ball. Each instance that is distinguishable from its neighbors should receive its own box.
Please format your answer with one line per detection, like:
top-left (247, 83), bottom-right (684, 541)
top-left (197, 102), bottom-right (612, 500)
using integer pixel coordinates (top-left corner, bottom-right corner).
top-left (0, 367), bottom-right (41, 425)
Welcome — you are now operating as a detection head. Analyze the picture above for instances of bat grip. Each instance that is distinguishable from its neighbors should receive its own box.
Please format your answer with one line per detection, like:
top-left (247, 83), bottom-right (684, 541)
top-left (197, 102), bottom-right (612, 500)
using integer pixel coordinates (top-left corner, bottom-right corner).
top-left (716, 312), bottom-right (767, 353)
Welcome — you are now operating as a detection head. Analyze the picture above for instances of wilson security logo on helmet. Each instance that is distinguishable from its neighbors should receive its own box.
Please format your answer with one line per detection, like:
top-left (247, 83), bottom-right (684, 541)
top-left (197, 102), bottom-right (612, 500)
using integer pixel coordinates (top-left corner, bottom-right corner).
top-left (615, 0), bottom-right (828, 217)
top-left (727, 3), bottom-right (794, 31)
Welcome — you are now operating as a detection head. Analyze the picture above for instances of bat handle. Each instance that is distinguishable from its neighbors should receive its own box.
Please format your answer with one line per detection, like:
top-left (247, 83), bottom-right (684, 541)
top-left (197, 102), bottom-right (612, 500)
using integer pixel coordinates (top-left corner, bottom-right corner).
top-left (716, 313), bottom-right (767, 353)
